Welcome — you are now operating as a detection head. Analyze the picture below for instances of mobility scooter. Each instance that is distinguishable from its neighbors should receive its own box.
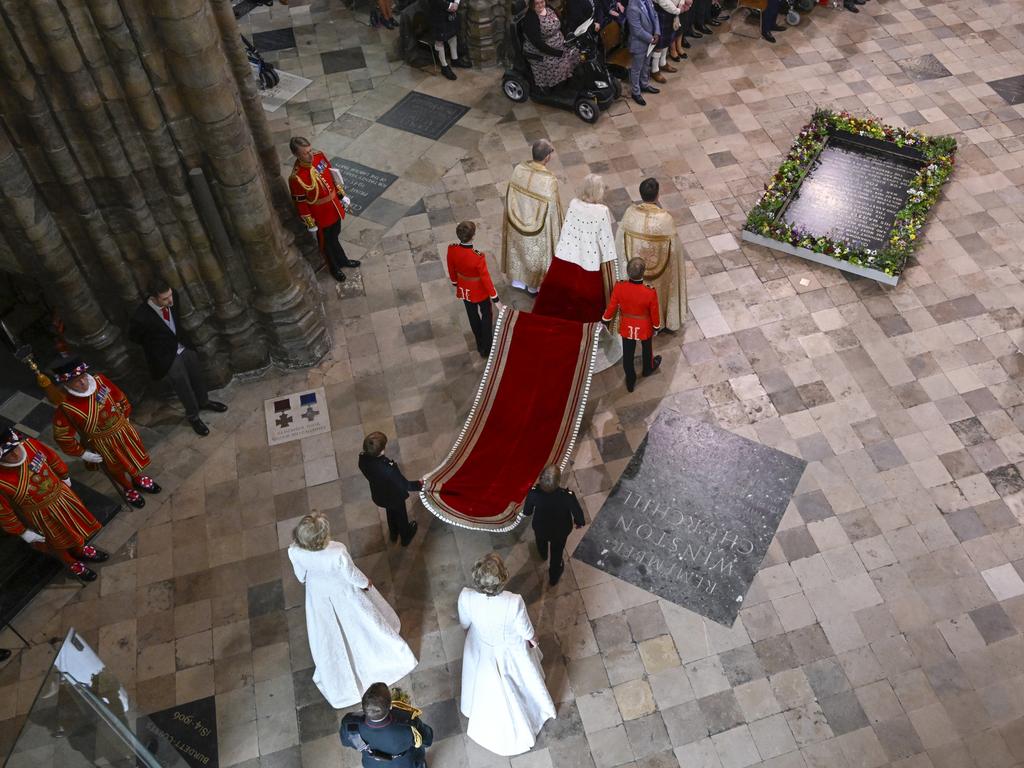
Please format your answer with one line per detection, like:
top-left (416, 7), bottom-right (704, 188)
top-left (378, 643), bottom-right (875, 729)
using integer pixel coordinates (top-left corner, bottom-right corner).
top-left (501, 1), bottom-right (620, 123)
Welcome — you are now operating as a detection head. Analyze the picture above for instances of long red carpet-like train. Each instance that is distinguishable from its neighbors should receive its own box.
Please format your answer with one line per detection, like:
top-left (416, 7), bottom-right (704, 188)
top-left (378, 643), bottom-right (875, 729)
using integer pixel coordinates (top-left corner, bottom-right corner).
top-left (419, 271), bottom-right (605, 531)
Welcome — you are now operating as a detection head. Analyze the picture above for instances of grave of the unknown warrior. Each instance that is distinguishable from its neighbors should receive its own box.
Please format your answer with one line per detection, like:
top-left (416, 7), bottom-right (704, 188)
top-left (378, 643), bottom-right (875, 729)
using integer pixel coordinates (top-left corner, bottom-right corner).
top-left (573, 411), bottom-right (806, 626)
top-left (742, 110), bottom-right (956, 286)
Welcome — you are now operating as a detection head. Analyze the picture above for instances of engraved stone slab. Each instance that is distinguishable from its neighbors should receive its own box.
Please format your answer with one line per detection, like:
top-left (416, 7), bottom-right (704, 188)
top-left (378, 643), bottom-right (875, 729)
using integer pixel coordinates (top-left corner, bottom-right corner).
top-left (137, 696), bottom-right (218, 768)
top-left (989, 75), bottom-right (1024, 105)
top-left (573, 411), bottom-right (806, 626)
top-left (329, 158), bottom-right (398, 217)
top-left (899, 54), bottom-right (952, 82)
top-left (265, 388), bottom-right (331, 446)
top-left (377, 92), bottom-right (470, 140)
top-left (781, 132), bottom-right (925, 253)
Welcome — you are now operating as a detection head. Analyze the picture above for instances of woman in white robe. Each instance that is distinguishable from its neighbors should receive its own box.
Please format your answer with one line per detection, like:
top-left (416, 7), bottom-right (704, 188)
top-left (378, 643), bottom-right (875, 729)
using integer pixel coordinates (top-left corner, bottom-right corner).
top-left (289, 513), bottom-right (417, 709)
top-left (459, 552), bottom-right (556, 756)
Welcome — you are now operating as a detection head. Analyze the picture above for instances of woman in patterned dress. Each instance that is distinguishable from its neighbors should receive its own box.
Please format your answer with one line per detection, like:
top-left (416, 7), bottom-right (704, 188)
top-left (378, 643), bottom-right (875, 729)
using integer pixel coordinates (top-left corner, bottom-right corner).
top-left (522, 0), bottom-right (580, 89)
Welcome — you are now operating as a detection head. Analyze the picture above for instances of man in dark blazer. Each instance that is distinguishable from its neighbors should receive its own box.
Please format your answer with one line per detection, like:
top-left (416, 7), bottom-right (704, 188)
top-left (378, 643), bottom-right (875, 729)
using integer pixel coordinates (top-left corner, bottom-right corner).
top-left (128, 282), bottom-right (227, 437)
top-left (524, 464), bottom-right (585, 585)
top-left (358, 432), bottom-right (420, 546)
top-left (341, 682), bottom-right (434, 767)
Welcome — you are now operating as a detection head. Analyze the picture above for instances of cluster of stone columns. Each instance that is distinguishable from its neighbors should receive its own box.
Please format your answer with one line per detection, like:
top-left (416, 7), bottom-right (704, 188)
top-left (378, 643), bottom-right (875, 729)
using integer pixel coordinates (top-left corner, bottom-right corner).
top-left (0, 0), bottom-right (328, 393)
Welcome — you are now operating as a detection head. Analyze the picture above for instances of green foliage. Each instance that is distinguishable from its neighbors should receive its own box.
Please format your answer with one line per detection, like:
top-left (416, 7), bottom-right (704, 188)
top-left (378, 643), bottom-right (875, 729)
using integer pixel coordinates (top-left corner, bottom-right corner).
top-left (744, 110), bottom-right (956, 278)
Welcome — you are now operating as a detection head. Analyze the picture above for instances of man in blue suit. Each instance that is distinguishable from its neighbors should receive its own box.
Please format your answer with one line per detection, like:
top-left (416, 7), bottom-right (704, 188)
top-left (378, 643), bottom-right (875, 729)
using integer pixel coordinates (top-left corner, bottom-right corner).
top-left (626, 0), bottom-right (661, 106)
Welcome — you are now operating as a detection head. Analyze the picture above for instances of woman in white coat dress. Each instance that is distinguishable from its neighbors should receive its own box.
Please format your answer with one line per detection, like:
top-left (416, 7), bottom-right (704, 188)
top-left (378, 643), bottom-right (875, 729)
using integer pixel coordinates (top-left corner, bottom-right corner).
top-left (289, 513), bottom-right (417, 709)
top-left (458, 553), bottom-right (556, 756)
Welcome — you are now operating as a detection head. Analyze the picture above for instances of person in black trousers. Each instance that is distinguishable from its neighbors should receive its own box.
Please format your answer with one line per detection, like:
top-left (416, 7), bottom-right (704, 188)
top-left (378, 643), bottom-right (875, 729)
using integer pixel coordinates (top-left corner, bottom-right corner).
top-left (128, 282), bottom-right (227, 437)
top-left (523, 465), bottom-right (585, 586)
top-left (341, 682), bottom-right (434, 767)
top-left (358, 432), bottom-right (420, 546)
top-left (759, 0), bottom-right (784, 42)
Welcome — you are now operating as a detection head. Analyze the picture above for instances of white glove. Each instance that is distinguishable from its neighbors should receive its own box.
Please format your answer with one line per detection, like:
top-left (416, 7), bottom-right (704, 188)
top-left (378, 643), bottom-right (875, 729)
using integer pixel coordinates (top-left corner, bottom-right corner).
top-left (307, 226), bottom-right (318, 234)
top-left (62, 476), bottom-right (72, 488)
top-left (342, 196), bottom-right (351, 207)
top-left (20, 530), bottom-right (45, 544)
top-left (81, 450), bottom-right (103, 464)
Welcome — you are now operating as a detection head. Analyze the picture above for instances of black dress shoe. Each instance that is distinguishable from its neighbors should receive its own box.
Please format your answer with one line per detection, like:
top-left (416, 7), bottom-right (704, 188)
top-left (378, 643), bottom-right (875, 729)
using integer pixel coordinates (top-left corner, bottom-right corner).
top-left (453, 58), bottom-right (472, 68)
top-left (331, 269), bottom-right (347, 282)
top-left (708, 18), bottom-right (721, 25)
top-left (689, 30), bottom-right (702, 38)
top-left (632, 93), bottom-right (646, 106)
top-left (189, 418), bottom-right (210, 437)
top-left (133, 477), bottom-right (162, 494)
top-left (697, 24), bottom-right (713, 33)
top-left (681, 38), bottom-right (692, 48)
top-left (0, 649), bottom-right (10, 662)
top-left (626, 379), bottom-right (636, 393)
top-left (400, 520), bottom-right (419, 547)
top-left (340, 259), bottom-right (362, 268)
top-left (125, 489), bottom-right (146, 509)
top-left (762, 31), bottom-right (777, 42)
top-left (669, 53), bottom-right (682, 61)
top-left (78, 546), bottom-right (109, 563)
top-left (771, 24), bottom-right (786, 30)
top-left (646, 355), bottom-right (663, 375)
top-left (71, 565), bottom-right (98, 583)
top-left (843, 0), bottom-right (859, 11)
top-left (642, 85), bottom-right (660, 93)
top-left (202, 401), bottom-right (228, 413)
top-left (441, 65), bottom-right (457, 80)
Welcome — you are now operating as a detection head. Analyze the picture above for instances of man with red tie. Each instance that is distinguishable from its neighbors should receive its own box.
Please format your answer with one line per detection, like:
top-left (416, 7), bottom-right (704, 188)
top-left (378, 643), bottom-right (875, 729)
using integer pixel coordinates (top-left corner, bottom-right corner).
top-left (51, 358), bottom-right (161, 509)
top-left (0, 424), bottom-right (108, 582)
top-left (602, 257), bottom-right (663, 392)
top-left (446, 221), bottom-right (501, 358)
top-left (288, 136), bottom-right (361, 282)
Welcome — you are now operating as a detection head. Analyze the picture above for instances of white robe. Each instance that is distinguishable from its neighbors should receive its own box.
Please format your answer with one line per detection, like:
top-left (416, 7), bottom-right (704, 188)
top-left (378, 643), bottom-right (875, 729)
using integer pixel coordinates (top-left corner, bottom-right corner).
top-left (289, 541), bottom-right (417, 709)
top-left (458, 588), bottom-right (556, 756)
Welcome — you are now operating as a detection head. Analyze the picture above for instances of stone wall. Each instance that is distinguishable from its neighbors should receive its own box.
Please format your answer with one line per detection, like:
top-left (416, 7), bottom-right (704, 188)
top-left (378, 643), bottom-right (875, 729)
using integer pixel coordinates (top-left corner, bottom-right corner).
top-left (0, 0), bottom-right (329, 394)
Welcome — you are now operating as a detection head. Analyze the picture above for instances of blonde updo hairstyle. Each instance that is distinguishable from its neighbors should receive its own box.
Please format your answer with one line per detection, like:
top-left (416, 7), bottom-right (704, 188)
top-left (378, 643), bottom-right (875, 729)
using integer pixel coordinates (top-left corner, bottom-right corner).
top-left (293, 512), bottom-right (331, 551)
top-left (580, 174), bottom-right (606, 205)
top-left (471, 552), bottom-right (509, 596)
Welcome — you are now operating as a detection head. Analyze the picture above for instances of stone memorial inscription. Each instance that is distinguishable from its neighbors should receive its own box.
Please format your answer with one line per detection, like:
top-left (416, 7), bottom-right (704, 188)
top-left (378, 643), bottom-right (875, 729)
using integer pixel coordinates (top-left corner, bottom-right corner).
top-left (377, 92), bottom-right (470, 140)
top-left (329, 159), bottom-right (398, 217)
top-left (573, 411), bottom-right (806, 625)
top-left (782, 137), bottom-right (923, 252)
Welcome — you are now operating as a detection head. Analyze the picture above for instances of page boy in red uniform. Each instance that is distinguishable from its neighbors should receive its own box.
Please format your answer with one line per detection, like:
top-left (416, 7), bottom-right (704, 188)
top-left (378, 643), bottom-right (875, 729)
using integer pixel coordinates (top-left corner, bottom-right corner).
top-left (602, 257), bottom-right (663, 392)
top-left (446, 221), bottom-right (501, 358)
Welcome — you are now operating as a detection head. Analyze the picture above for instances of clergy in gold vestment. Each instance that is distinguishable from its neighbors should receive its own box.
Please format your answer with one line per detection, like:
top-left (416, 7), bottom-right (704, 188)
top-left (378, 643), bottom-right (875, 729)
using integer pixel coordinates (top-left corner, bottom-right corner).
top-left (615, 178), bottom-right (687, 332)
top-left (501, 140), bottom-right (562, 292)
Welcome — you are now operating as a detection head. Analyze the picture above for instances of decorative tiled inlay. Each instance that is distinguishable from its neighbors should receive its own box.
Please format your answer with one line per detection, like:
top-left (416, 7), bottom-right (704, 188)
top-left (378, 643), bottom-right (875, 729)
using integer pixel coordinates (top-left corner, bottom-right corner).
top-left (898, 54), bottom-right (952, 81)
top-left (264, 388), bottom-right (331, 445)
top-left (138, 696), bottom-right (218, 768)
top-left (574, 411), bottom-right (806, 626)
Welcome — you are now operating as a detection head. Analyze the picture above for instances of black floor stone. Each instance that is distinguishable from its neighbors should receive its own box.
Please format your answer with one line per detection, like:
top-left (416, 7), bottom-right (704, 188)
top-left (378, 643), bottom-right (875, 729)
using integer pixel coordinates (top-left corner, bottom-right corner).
top-left (137, 695), bottom-right (218, 768)
top-left (376, 92), bottom-right (469, 140)
top-left (573, 410), bottom-right (806, 626)
top-left (252, 28), bottom-right (296, 52)
top-left (988, 74), bottom-right (1024, 105)
top-left (329, 158), bottom-right (397, 217)
top-left (321, 47), bottom-right (367, 74)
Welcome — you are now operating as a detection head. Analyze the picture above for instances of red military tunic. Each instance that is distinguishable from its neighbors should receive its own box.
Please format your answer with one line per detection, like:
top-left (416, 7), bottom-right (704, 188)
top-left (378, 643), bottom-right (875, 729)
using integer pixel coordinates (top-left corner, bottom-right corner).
top-left (0, 437), bottom-right (101, 549)
top-left (446, 243), bottom-right (498, 303)
top-left (53, 373), bottom-right (151, 476)
top-left (288, 151), bottom-right (346, 230)
top-left (602, 280), bottom-right (661, 340)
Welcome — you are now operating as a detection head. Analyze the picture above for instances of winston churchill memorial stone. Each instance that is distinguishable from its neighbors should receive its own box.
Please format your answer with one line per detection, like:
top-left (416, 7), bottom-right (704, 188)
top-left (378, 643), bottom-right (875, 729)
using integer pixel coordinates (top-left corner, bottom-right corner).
top-left (574, 411), bottom-right (806, 625)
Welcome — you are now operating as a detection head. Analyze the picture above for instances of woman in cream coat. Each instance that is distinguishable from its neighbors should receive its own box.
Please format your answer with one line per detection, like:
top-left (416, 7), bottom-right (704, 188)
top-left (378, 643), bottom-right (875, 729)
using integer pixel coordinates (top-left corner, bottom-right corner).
top-left (458, 553), bottom-right (556, 756)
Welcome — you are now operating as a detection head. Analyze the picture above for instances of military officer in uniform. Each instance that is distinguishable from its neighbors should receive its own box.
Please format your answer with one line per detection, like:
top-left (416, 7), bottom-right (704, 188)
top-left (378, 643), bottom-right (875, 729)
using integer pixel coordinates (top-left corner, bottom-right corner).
top-left (288, 136), bottom-right (361, 282)
top-left (523, 464), bottom-right (585, 586)
top-left (0, 424), bottom-right (108, 582)
top-left (446, 221), bottom-right (501, 358)
top-left (341, 682), bottom-right (434, 767)
top-left (602, 257), bottom-right (662, 392)
top-left (51, 358), bottom-right (161, 510)
top-left (358, 432), bottom-right (420, 546)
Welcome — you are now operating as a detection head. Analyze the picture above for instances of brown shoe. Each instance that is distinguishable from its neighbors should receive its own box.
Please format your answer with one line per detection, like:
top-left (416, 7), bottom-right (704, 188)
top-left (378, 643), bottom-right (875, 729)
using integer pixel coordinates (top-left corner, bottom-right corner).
top-left (651, 72), bottom-right (667, 83)
top-left (662, 63), bottom-right (678, 73)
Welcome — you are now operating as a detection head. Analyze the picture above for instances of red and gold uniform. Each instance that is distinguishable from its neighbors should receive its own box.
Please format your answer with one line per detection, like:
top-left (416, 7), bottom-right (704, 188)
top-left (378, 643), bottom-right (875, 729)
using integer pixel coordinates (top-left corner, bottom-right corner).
top-left (602, 279), bottom-right (662, 392)
top-left (446, 241), bottom-right (500, 358)
top-left (0, 432), bottom-right (104, 576)
top-left (446, 243), bottom-right (498, 303)
top-left (289, 150), bottom-right (346, 231)
top-left (53, 374), bottom-right (151, 479)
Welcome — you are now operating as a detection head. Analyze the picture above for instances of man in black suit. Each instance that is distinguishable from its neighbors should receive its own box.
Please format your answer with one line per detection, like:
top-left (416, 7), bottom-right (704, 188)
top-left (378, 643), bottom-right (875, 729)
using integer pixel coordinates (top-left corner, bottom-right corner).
top-left (128, 282), bottom-right (227, 437)
top-left (340, 682), bottom-right (434, 767)
top-left (523, 464), bottom-right (585, 586)
top-left (358, 432), bottom-right (420, 546)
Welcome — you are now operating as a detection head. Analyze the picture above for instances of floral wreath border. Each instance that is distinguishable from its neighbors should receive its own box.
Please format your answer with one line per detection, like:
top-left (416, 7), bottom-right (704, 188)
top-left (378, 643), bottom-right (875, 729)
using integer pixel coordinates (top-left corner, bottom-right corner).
top-left (744, 108), bottom-right (957, 278)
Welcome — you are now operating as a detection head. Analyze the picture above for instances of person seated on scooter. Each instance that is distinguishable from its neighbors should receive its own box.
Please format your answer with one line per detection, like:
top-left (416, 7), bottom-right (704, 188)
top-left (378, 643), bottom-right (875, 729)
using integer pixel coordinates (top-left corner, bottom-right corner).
top-left (523, 0), bottom-right (581, 92)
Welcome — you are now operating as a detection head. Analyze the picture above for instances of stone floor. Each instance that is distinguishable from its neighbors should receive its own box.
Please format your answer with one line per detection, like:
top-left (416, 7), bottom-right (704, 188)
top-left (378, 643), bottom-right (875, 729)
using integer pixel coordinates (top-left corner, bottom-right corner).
top-left (2, 0), bottom-right (1024, 765)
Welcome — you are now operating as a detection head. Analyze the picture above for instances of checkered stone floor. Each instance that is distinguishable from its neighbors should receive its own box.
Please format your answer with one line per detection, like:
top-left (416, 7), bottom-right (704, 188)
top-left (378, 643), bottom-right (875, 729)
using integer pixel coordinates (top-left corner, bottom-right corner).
top-left (2, 0), bottom-right (1024, 767)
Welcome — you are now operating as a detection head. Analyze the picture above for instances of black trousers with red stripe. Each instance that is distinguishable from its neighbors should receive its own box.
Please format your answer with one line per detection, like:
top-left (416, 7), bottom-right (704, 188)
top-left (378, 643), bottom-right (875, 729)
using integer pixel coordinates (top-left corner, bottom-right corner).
top-left (622, 337), bottom-right (654, 389)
